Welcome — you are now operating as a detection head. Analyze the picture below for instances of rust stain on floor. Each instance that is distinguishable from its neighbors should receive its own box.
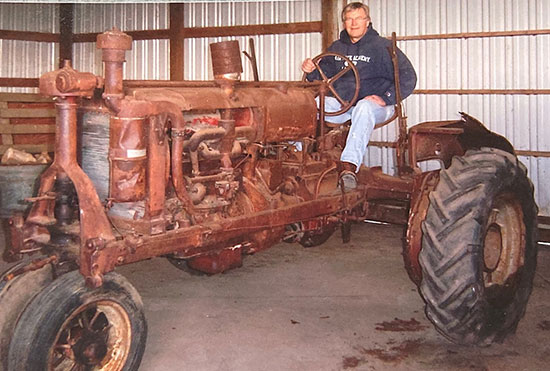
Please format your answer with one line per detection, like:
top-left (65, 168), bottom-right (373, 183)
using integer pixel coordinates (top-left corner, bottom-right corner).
top-left (537, 320), bottom-right (550, 330)
top-left (360, 339), bottom-right (423, 363)
top-left (341, 339), bottom-right (423, 368)
top-left (342, 356), bottom-right (362, 369)
top-left (375, 317), bottom-right (428, 332)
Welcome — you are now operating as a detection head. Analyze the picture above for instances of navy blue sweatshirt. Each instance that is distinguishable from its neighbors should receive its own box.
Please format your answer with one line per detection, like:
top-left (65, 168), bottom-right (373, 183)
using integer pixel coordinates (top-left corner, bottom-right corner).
top-left (307, 25), bottom-right (417, 106)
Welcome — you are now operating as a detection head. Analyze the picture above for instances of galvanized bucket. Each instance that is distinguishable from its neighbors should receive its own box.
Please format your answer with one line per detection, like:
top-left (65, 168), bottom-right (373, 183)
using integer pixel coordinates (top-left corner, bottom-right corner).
top-left (0, 164), bottom-right (48, 218)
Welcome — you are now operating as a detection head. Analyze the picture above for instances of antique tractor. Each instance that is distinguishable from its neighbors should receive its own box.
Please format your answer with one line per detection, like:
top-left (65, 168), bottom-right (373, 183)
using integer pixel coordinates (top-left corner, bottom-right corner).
top-left (0, 29), bottom-right (538, 370)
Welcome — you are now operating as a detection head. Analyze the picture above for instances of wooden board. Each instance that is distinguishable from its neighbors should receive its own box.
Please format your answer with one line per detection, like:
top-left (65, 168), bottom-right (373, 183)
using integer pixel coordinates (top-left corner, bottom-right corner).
top-left (0, 93), bottom-right (52, 103)
top-left (0, 108), bottom-right (56, 118)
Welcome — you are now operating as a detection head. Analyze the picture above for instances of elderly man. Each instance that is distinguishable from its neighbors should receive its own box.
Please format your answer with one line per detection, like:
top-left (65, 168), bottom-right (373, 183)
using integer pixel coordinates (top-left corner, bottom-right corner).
top-left (302, 2), bottom-right (417, 189)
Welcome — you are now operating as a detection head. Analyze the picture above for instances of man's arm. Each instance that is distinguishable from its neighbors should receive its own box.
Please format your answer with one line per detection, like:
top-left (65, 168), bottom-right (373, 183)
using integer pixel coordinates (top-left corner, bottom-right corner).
top-left (301, 51), bottom-right (338, 82)
top-left (381, 47), bottom-right (417, 106)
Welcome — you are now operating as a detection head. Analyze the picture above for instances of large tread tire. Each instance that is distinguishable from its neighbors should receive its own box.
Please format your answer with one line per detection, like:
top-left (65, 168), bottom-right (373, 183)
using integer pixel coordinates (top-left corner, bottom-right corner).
top-left (8, 270), bottom-right (147, 370)
top-left (0, 261), bottom-right (53, 371)
top-left (419, 147), bottom-right (538, 346)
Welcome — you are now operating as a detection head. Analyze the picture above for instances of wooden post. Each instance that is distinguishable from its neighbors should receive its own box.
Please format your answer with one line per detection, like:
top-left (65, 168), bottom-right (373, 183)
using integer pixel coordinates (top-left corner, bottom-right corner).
top-left (59, 4), bottom-right (74, 68)
top-left (169, 3), bottom-right (185, 81)
top-left (321, 0), bottom-right (339, 51)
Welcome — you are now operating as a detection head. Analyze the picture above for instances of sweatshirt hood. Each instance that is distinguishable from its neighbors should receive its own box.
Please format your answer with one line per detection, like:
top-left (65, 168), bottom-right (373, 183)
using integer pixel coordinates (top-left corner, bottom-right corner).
top-left (339, 23), bottom-right (379, 45)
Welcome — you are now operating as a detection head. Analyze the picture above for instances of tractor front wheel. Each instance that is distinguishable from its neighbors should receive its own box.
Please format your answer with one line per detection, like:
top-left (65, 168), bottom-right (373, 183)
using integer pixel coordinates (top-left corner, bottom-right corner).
top-left (8, 270), bottom-right (147, 370)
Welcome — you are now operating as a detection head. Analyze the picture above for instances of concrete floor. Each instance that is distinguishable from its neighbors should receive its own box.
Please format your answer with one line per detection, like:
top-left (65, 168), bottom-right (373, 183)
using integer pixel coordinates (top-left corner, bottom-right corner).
top-left (2, 222), bottom-right (550, 370)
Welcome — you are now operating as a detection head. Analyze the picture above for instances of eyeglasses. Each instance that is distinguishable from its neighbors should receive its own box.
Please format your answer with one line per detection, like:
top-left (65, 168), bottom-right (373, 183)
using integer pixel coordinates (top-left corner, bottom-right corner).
top-left (344, 17), bottom-right (368, 23)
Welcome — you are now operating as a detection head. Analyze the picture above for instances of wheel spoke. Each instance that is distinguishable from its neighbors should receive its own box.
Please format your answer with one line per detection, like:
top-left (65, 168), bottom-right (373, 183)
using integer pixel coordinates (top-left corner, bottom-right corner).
top-left (89, 309), bottom-right (101, 329)
top-left (99, 323), bottom-right (113, 340)
top-left (51, 352), bottom-right (67, 367)
top-left (69, 362), bottom-right (84, 371)
top-left (328, 64), bottom-right (353, 84)
top-left (327, 85), bottom-right (347, 106)
top-left (79, 310), bottom-right (91, 330)
top-left (313, 60), bottom-right (329, 82)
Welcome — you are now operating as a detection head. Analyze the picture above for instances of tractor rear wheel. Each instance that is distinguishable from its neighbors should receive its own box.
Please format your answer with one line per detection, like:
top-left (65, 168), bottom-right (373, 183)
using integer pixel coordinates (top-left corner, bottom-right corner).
top-left (419, 147), bottom-right (538, 345)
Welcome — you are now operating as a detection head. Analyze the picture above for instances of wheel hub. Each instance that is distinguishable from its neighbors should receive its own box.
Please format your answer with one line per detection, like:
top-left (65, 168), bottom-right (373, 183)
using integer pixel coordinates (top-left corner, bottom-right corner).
top-left (72, 329), bottom-right (108, 365)
top-left (49, 301), bottom-right (131, 370)
top-left (483, 192), bottom-right (526, 288)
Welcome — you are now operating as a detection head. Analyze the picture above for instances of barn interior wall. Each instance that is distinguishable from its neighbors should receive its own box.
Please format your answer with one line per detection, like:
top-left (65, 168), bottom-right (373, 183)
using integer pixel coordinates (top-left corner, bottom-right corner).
top-left (0, 0), bottom-right (548, 215)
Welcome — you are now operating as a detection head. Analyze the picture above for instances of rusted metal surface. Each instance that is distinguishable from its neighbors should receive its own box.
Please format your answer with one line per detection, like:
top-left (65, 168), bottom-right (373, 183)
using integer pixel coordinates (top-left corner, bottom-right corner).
top-left (6, 28), bottom-right (531, 288)
top-left (483, 192), bottom-right (526, 288)
top-left (187, 246), bottom-right (243, 274)
top-left (109, 117), bottom-right (146, 202)
top-left (408, 113), bottom-right (515, 171)
top-left (1, 255), bottom-right (57, 282)
top-left (210, 40), bottom-right (243, 78)
top-left (404, 171), bottom-right (439, 285)
top-left (129, 86), bottom-right (317, 143)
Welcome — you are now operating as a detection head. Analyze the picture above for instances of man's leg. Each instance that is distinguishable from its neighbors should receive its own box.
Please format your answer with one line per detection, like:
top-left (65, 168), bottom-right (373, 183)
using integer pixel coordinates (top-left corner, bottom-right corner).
top-left (316, 96), bottom-right (351, 124)
top-left (340, 99), bottom-right (395, 172)
top-left (292, 97), bottom-right (350, 151)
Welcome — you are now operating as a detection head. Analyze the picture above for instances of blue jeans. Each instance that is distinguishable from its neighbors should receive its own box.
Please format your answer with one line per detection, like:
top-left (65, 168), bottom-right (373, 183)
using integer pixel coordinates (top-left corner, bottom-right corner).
top-left (320, 96), bottom-right (395, 172)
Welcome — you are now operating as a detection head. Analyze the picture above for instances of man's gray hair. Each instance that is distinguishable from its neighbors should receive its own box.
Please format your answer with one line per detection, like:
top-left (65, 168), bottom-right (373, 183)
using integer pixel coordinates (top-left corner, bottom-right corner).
top-left (341, 2), bottom-right (371, 22)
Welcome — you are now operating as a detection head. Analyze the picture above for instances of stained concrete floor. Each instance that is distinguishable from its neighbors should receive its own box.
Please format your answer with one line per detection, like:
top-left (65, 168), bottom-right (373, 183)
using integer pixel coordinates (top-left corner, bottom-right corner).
top-left (2, 222), bottom-right (550, 370)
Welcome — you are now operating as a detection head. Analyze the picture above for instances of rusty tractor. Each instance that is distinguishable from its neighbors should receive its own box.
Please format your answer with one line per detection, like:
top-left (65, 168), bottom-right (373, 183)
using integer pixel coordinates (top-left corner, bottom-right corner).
top-left (0, 29), bottom-right (538, 370)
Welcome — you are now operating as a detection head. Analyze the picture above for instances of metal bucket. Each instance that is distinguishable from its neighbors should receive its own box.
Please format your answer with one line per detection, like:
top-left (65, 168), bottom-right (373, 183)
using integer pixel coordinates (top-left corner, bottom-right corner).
top-left (0, 164), bottom-right (48, 218)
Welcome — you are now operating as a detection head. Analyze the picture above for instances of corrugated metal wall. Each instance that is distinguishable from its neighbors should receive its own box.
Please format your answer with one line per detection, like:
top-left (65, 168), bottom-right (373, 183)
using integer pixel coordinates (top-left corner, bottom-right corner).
top-left (72, 3), bottom-right (170, 79)
top-left (1, 0), bottom-right (548, 215)
top-left (70, 1), bottom-right (321, 82)
top-left (362, 0), bottom-right (550, 215)
top-left (0, 3), bottom-right (58, 93)
top-left (181, 1), bottom-right (321, 81)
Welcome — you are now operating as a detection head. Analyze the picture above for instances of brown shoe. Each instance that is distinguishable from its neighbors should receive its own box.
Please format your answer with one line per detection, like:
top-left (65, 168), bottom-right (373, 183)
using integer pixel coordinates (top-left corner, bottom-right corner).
top-left (339, 170), bottom-right (357, 190)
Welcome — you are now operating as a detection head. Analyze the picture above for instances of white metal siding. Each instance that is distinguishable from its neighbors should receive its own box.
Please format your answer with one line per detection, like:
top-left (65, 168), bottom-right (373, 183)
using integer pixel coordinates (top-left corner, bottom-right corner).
top-left (1, 0), bottom-right (547, 214)
top-left (363, 0), bottom-right (550, 215)
top-left (0, 3), bottom-right (58, 93)
top-left (181, 1), bottom-right (321, 81)
top-left (72, 3), bottom-right (170, 80)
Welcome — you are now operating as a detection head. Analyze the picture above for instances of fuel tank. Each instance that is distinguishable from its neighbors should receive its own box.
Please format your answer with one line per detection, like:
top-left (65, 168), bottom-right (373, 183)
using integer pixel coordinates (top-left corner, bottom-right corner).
top-left (128, 84), bottom-right (318, 143)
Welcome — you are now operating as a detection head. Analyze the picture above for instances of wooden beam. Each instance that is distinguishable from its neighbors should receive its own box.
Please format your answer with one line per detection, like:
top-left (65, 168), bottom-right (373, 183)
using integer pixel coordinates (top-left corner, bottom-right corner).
top-left (397, 29), bottom-right (550, 42)
top-left (515, 150), bottom-right (550, 158)
top-left (0, 108), bottom-right (56, 118)
top-left (0, 78), bottom-right (39, 88)
top-left (0, 124), bottom-right (55, 134)
top-left (72, 21), bottom-right (322, 43)
top-left (321, 0), bottom-right (338, 52)
top-left (59, 4), bottom-right (74, 68)
top-left (73, 29), bottom-right (170, 43)
top-left (0, 102), bottom-right (12, 145)
top-left (182, 22), bottom-right (322, 38)
top-left (0, 93), bottom-right (52, 102)
top-left (169, 3), bottom-right (185, 81)
top-left (0, 30), bottom-right (59, 42)
top-left (536, 217), bottom-right (549, 243)
top-left (414, 89), bottom-right (550, 95)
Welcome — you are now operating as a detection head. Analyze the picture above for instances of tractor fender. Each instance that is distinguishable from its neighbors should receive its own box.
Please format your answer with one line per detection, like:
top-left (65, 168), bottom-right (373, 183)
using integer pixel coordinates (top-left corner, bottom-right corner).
top-left (408, 112), bottom-right (515, 170)
top-left (403, 170), bottom-right (439, 286)
top-left (404, 113), bottom-right (516, 286)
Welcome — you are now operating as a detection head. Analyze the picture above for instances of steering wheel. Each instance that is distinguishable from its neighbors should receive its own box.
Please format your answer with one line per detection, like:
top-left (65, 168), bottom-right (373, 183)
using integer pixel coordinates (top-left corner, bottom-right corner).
top-left (302, 52), bottom-right (360, 116)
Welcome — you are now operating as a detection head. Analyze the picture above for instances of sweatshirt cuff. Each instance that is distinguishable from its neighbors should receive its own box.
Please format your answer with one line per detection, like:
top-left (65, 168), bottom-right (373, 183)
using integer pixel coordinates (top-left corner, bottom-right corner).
top-left (382, 91), bottom-right (394, 106)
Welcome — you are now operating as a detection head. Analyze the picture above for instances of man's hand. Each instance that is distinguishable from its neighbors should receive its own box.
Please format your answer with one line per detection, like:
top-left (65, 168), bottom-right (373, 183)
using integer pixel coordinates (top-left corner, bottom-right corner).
top-left (301, 58), bottom-right (316, 74)
top-left (364, 95), bottom-right (386, 106)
